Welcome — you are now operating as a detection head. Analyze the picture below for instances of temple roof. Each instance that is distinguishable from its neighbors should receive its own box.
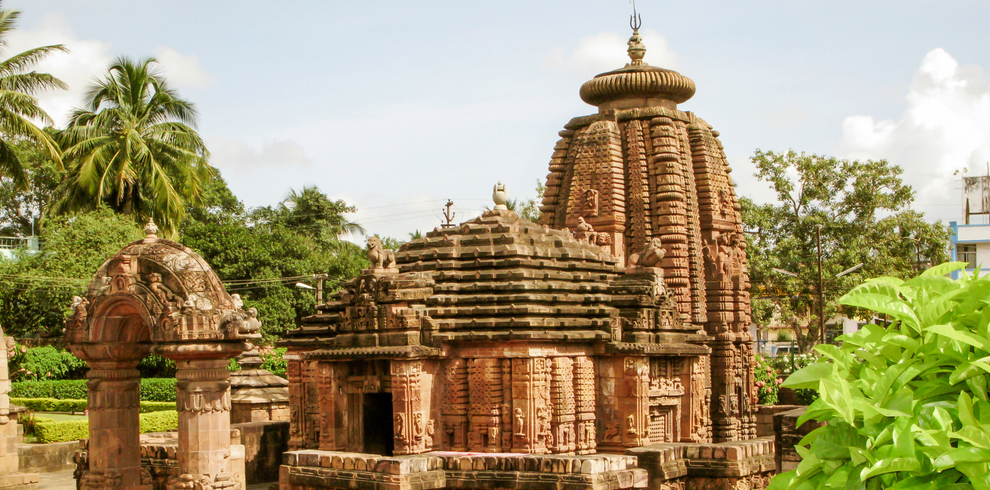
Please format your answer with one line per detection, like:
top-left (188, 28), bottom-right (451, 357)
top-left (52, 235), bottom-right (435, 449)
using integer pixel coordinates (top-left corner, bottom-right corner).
top-left (579, 28), bottom-right (695, 109)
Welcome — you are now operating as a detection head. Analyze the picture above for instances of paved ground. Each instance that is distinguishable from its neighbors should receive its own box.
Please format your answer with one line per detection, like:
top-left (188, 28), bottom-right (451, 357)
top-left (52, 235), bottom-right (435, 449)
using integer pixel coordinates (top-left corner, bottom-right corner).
top-left (37, 470), bottom-right (276, 490)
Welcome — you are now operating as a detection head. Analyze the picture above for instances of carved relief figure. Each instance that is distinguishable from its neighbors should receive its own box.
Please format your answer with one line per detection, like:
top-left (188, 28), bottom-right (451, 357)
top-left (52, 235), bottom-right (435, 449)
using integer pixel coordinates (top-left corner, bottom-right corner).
top-left (603, 420), bottom-right (620, 441)
top-left (413, 412), bottom-right (424, 442)
top-left (626, 414), bottom-right (638, 436)
top-left (243, 308), bottom-right (262, 335)
top-left (573, 217), bottom-right (595, 244)
top-left (628, 237), bottom-right (666, 268)
top-left (394, 413), bottom-right (405, 440)
top-left (583, 188), bottom-right (599, 217)
top-left (147, 272), bottom-right (178, 309)
top-left (366, 236), bottom-right (397, 270)
top-left (425, 419), bottom-right (435, 448)
top-left (513, 408), bottom-right (524, 437)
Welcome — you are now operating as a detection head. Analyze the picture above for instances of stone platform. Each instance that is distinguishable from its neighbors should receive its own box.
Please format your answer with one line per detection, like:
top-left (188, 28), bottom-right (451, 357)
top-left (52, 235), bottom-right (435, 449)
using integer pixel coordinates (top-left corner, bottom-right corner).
top-left (280, 451), bottom-right (647, 490)
top-left (280, 438), bottom-right (775, 490)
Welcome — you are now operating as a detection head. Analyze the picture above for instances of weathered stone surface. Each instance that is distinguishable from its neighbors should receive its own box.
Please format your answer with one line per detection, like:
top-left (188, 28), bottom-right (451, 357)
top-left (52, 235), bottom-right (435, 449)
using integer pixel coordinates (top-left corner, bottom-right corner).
top-left (279, 21), bottom-right (767, 490)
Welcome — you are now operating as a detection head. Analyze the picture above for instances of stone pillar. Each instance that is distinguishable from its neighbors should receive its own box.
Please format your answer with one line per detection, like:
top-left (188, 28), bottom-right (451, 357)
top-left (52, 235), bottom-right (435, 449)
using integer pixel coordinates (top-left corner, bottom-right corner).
top-left (84, 360), bottom-right (144, 490)
top-left (172, 359), bottom-right (236, 490)
top-left (620, 357), bottom-right (650, 448)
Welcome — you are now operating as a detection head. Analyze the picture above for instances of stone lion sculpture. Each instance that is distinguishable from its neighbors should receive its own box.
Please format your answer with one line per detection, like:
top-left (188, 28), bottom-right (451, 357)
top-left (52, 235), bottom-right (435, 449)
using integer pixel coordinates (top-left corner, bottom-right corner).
top-left (367, 236), bottom-right (397, 270)
top-left (628, 237), bottom-right (665, 268)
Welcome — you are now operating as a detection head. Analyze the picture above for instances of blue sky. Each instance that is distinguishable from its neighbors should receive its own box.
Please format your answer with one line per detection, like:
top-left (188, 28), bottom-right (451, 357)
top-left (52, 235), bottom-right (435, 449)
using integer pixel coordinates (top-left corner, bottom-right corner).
top-left (8, 1), bottom-right (990, 239)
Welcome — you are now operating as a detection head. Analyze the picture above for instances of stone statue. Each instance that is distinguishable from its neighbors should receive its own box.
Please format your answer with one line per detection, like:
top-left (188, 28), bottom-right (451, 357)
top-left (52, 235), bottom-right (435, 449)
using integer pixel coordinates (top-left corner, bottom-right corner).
top-left (573, 217), bottom-right (595, 243)
top-left (425, 419), bottom-right (436, 448)
top-left (514, 408), bottom-right (525, 436)
top-left (366, 236), bottom-right (397, 270)
top-left (70, 296), bottom-right (89, 322)
top-left (394, 413), bottom-right (405, 440)
top-left (628, 237), bottom-right (665, 268)
top-left (242, 308), bottom-right (262, 335)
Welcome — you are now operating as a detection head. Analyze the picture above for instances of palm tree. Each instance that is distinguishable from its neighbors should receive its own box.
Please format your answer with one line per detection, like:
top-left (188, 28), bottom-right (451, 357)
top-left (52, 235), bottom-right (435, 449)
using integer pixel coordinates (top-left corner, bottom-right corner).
top-left (0, 3), bottom-right (67, 189)
top-left (53, 57), bottom-right (211, 237)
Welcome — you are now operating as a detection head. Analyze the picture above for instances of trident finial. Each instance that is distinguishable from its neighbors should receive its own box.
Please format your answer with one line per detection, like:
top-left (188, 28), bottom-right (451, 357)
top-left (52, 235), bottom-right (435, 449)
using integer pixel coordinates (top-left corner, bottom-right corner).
top-left (630, 0), bottom-right (642, 31)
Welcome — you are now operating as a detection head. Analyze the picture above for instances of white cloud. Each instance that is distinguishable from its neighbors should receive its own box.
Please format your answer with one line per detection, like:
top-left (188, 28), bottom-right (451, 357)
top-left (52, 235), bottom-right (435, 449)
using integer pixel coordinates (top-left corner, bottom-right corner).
top-left (152, 46), bottom-right (216, 90)
top-left (209, 138), bottom-right (311, 169)
top-left (5, 14), bottom-right (113, 128)
top-left (836, 48), bottom-right (990, 221)
top-left (543, 29), bottom-right (678, 74)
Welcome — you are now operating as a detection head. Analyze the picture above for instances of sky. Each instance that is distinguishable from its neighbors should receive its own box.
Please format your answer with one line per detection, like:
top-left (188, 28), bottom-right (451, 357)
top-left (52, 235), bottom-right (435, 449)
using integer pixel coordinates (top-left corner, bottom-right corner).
top-left (7, 0), bottom-right (990, 240)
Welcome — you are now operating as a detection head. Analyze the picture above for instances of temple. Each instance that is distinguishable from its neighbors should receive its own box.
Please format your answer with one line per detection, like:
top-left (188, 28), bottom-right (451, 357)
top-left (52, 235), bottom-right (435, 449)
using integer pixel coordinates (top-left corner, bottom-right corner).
top-left (278, 22), bottom-right (768, 490)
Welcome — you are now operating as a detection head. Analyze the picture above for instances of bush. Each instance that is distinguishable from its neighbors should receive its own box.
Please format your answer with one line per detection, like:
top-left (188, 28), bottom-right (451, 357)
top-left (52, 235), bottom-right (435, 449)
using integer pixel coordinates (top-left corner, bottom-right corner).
top-left (12, 378), bottom-right (176, 402)
top-left (138, 354), bottom-right (176, 378)
top-left (10, 398), bottom-right (175, 413)
top-left (753, 355), bottom-right (781, 405)
top-left (771, 263), bottom-right (990, 490)
top-left (8, 345), bottom-right (87, 382)
top-left (260, 347), bottom-right (288, 378)
top-left (140, 378), bottom-right (176, 402)
top-left (11, 380), bottom-right (86, 399)
top-left (139, 410), bottom-right (178, 433)
top-left (34, 419), bottom-right (88, 443)
top-left (33, 411), bottom-right (179, 443)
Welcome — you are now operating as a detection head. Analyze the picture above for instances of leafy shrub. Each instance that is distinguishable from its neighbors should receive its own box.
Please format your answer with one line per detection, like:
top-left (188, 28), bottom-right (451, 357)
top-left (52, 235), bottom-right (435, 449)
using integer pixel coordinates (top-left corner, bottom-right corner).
top-left (771, 263), bottom-right (990, 490)
top-left (753, 354), bottom-right (781, 405)
top-left (139, 410), bottom-right (178, 433)
top-left (12, 378), bottom-right (176, 401)
top-left (10, 398), bottom-right (175, 413)
top-left (137, 354), bottom-right (176, 378)
top-left (34, 419), bottom-right (88, 443)
top-left (260, 347), bottom-right (288, 378)
top-left (33, 411), bottom-right (179, 443)
top-left (139, 378), bottom-right (177, 402)
top-left (11, 380), bottom-right (86, 399)
top-left (8, 345), bottom-right (87, 382)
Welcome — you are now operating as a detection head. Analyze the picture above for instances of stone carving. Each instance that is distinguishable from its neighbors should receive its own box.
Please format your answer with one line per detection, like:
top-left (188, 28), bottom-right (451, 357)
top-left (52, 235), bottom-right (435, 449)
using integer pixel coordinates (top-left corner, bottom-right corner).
top-left (425, 419), bottom-right (436, 448)
top-left (71, 296), bottom-right (89, 322)
top-left (395, 414), bottom-right (406, 440)
top-left (603, 420), bottom-right (620, 442)
top-left (583, 188), bottom-right (599, 216)
top-left (628, 237), bottom-right (666, 268)
top-left (492, 182), bottom-right (509, 210)
top-left (366, 236), bottom-right (397, 270)
top-left (573, 216), bottom-right (595, 243)
top-left (514, 408), bottom-right (524, 437)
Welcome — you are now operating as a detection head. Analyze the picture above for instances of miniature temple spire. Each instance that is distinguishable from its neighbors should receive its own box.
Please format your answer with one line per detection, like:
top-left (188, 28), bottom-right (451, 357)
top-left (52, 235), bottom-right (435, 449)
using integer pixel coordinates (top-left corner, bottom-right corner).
top-left (492, 182), bottom-right (508, 210)
top-left (144, 217), bottom-right (159, 240)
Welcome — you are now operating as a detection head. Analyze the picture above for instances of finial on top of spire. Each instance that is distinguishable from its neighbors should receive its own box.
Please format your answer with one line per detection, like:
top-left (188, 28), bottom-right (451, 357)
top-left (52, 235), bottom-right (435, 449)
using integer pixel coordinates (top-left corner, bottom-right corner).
top-left (627, 0), bottom-right (646, 66)
top-left (144, 217), bottom-right (159, 241)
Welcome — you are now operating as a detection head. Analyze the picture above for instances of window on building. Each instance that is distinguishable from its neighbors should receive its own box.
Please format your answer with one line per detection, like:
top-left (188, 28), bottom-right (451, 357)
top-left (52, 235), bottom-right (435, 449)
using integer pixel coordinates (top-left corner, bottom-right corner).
top-left (958, 244), bottom-right (977, 269)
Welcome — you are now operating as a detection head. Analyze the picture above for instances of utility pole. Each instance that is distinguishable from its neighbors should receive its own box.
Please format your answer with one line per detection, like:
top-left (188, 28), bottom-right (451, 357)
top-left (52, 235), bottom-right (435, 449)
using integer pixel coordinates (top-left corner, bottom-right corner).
top-left (441, 200), bottom-right (456, 229)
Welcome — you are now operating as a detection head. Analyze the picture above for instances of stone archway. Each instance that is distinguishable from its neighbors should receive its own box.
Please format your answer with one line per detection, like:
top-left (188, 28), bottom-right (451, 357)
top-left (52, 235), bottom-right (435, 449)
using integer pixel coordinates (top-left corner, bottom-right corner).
top-left (66, 221), bottom-right (260, 490)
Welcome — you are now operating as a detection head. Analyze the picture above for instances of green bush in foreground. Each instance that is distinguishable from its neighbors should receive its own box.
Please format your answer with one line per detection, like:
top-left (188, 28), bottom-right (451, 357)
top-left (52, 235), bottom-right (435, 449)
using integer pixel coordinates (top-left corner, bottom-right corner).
top-left (771, 263), bottom-right (990, 490)
top-left (10, 398), bottom-right (175, 413)
top-left (11, 378), bottom-right (177, 401)
top-left (34, 411), bottom-right (179, 443)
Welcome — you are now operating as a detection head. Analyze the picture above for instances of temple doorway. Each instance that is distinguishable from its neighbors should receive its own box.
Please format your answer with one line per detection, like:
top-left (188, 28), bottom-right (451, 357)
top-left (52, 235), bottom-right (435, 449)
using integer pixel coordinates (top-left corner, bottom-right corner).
top-left (363, 393), bottom-right (394, 455)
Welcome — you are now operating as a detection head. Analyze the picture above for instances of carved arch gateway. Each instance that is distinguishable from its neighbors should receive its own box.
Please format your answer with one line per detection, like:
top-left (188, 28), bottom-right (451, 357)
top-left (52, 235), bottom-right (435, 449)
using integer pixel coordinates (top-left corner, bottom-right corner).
top-left (66, 220), bottom-right (260, 490)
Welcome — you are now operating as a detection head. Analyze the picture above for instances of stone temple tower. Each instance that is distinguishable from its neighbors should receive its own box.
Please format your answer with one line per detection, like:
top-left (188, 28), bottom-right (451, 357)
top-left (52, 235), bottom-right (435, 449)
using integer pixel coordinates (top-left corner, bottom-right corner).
top-left (538, 26), bottom-right (755, 442)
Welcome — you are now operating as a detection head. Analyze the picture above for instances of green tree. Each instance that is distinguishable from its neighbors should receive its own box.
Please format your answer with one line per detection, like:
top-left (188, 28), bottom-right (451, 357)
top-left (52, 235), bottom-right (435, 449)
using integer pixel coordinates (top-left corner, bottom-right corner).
top-left (0, 2), bottom-right (66, 189)
top-left (181, 183), bottom-right (368, 343)
top-left (0, 208), bottom-right (142, 337)
top-left (519, 179), bottom-right (545, 222)
top-left (743, 150), bottom-right (949, 353)
top-left (54, 57), bottom-right (211, 237)
top-left (0, 136), bottom-right (62, 236)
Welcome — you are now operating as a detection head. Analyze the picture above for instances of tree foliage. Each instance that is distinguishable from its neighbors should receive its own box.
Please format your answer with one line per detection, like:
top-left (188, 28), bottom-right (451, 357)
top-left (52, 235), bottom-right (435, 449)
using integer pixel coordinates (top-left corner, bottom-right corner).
top-left (0, 207), bottom-right (142, 337)
top-left (772, 263), bottom-right (990, 490)
top-left (54, 57), bottom-right (211, 237)
top-left (0, 136), bottom-right (62, 236)
top-left (744, 150), bottom-right (949, 352)
top-left (181, 181), bottom-right (368, 343)
top-left (0, 2), bottom-right (66, 189)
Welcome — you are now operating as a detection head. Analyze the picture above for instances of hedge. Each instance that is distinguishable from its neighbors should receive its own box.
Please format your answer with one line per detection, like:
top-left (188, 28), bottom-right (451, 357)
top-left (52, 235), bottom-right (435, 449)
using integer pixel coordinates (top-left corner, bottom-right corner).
top-left (11, 398), bottom-right (175, 413)
top-left (11, 378), bottom-right (176, 401)
top-left (34, 411), bottom-right (179, 443)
